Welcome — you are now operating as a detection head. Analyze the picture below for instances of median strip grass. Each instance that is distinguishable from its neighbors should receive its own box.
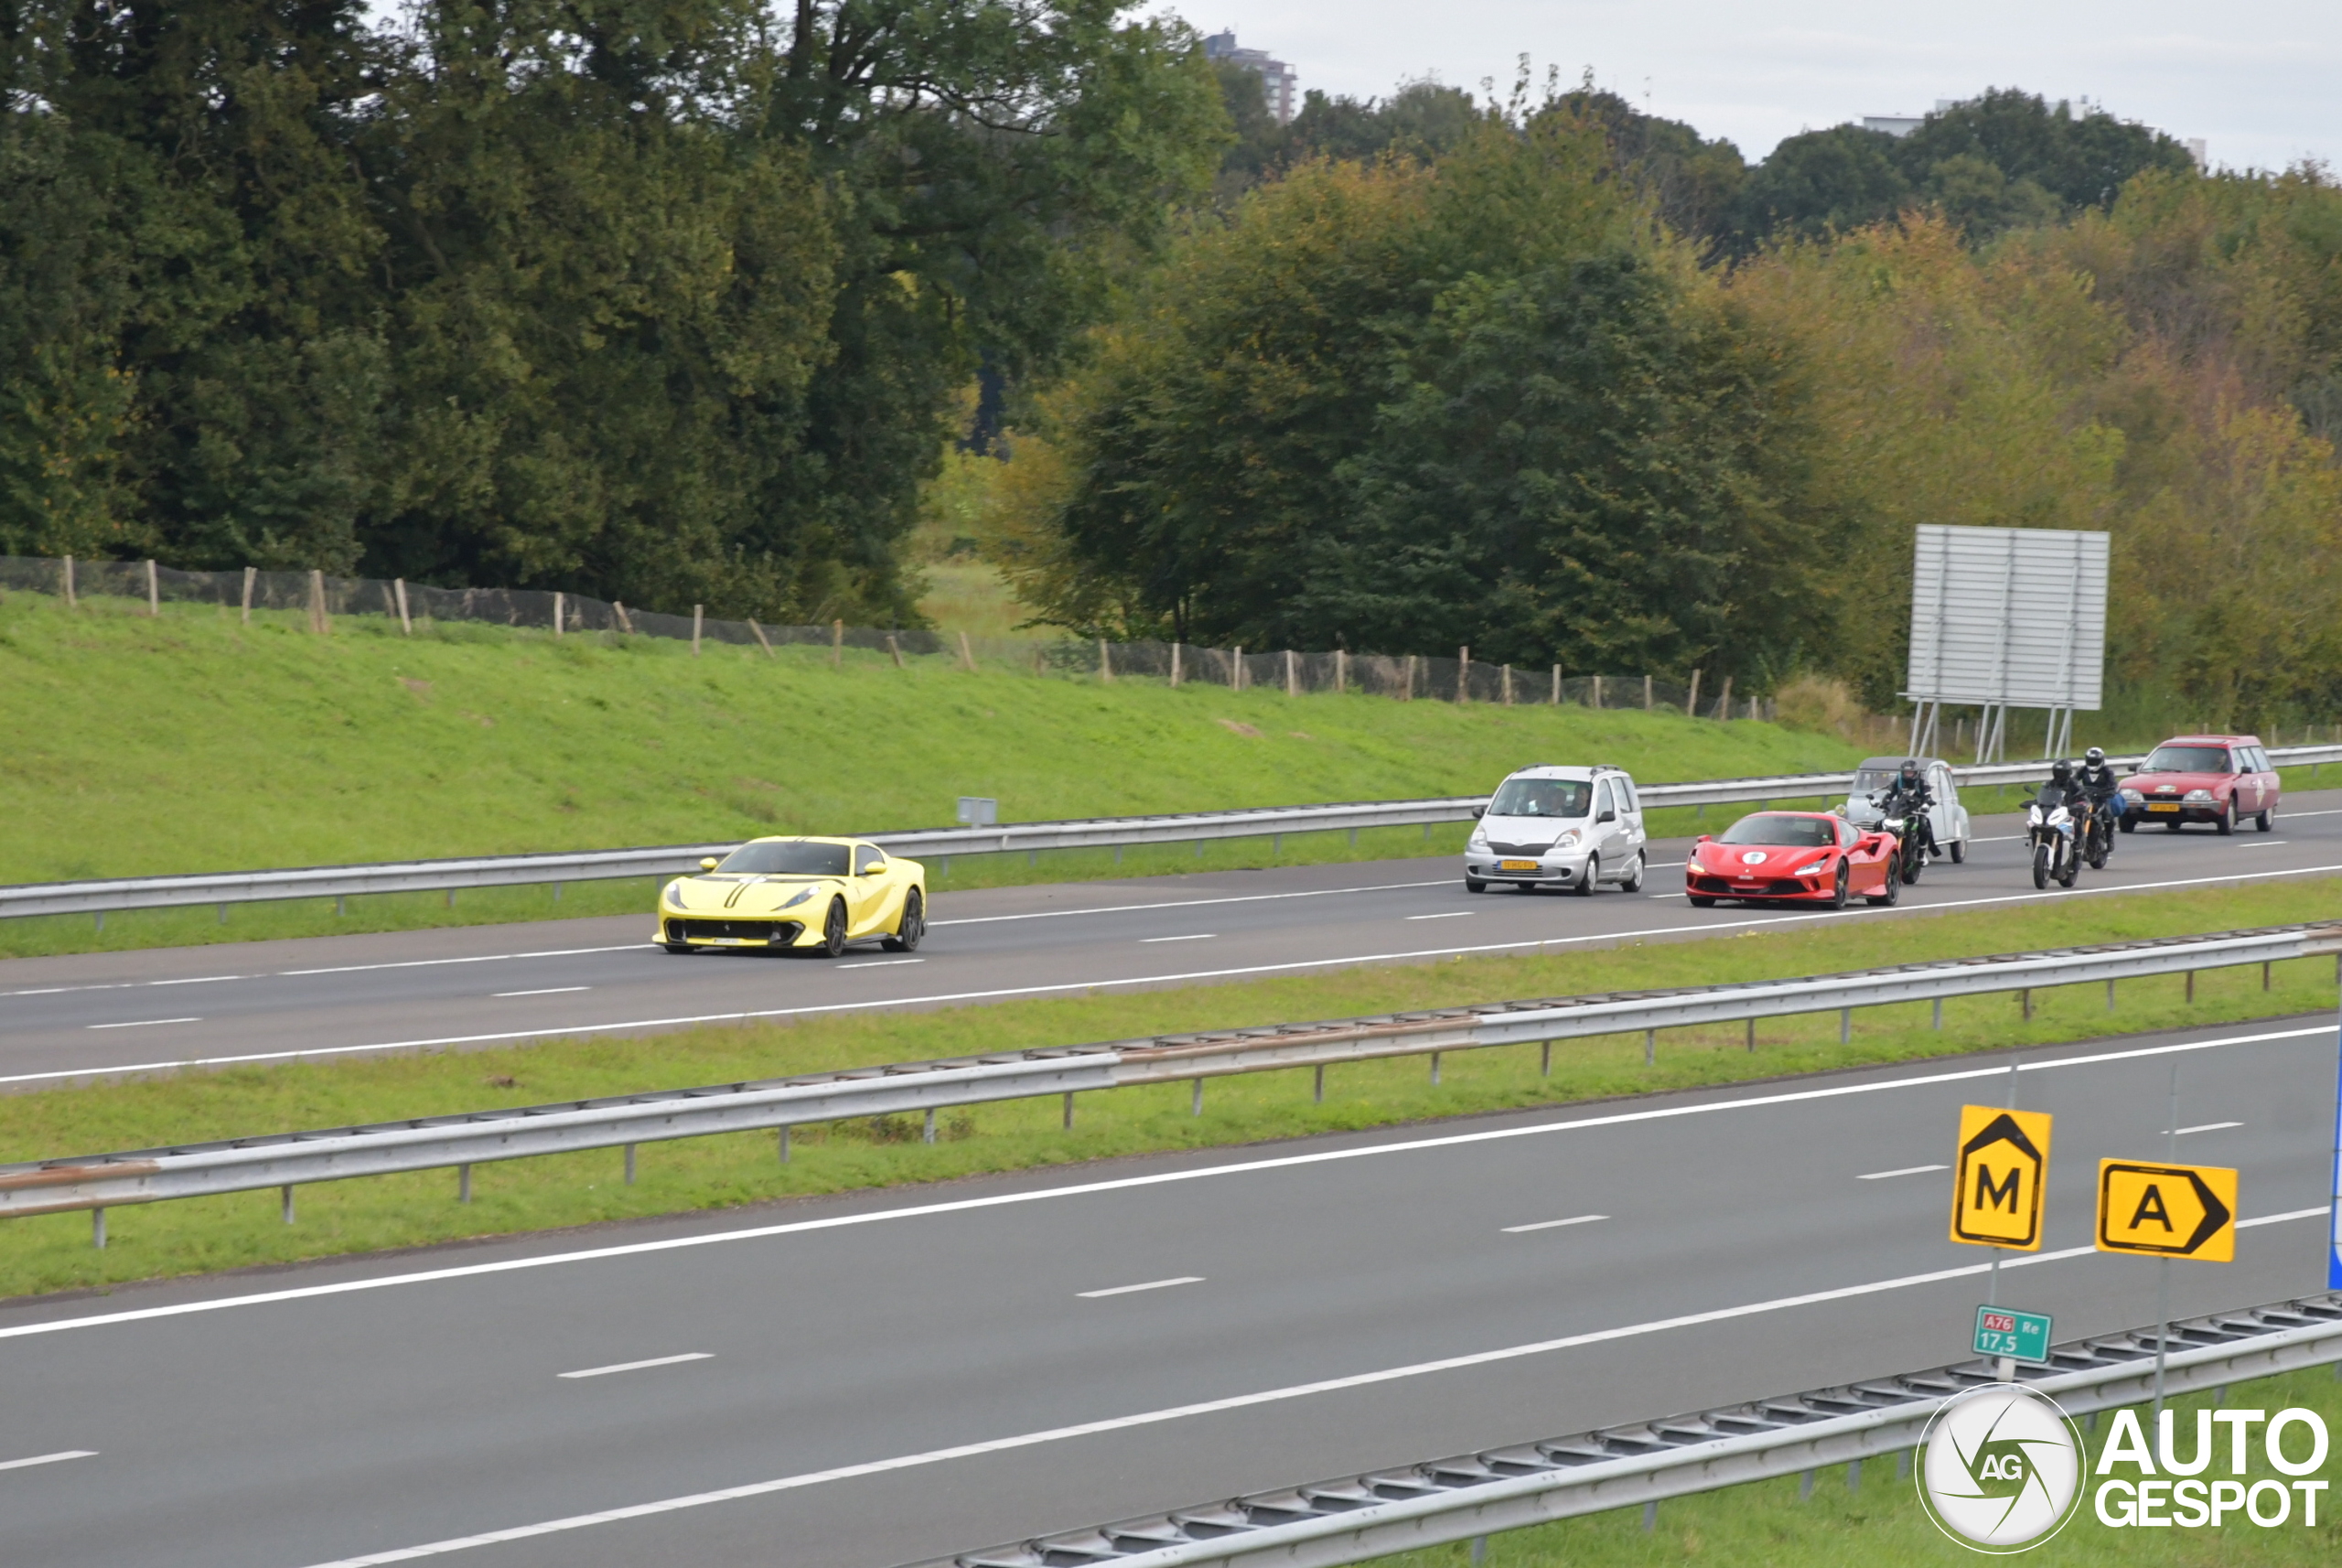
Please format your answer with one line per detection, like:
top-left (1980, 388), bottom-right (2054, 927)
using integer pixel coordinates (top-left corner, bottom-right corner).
top-left (1360, 1367), bottom-right (2342, 1567)
top-left (3, 876), bottom-right (2337, 1299)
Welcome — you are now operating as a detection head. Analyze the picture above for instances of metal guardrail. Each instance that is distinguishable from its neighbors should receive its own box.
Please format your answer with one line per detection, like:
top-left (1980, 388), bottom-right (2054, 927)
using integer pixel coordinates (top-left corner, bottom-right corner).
top-left (7, 921), bottom-right (2337, 1230)
top-left (8, 743), bottom-right (2341, 922)
top-left (900, 1293), bottom-right (2342, 1568)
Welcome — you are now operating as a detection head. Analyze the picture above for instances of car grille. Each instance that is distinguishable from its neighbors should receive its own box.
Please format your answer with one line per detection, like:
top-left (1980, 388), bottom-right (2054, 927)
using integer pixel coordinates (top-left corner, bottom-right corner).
top-left (666, 918), bottom-right (804, 943)
top-left (1488, 842), bottom-right (1557, 855)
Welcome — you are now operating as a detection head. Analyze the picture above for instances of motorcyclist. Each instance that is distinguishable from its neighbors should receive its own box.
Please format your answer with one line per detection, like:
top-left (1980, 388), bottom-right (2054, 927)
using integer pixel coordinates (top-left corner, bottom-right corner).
top-left (2039, 759), bottom-right (2087, 816)
top-left (1881, 758), bottom-right (1939, 859)
top-left (2075, 746), bottom-right (2122, 854)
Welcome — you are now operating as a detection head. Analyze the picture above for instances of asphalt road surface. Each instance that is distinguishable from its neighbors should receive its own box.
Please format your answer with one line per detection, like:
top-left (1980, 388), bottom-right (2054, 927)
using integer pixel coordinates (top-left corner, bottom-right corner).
top-left (1, 1013), bottom-right (2334, 1568)
top-left (5, 795), bottom-right (2342, 1089)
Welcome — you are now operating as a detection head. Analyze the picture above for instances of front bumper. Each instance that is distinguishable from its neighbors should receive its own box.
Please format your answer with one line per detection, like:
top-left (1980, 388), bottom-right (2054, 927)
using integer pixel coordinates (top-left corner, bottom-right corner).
top-left (1684, 867), bottom-right (1834, 901)
top-left (1467, 852), bottom-right (1592, 886)
top-left (2122, 799), bottom-right (2222, 823)
top-left (661, 917), bottom-right (809, 948)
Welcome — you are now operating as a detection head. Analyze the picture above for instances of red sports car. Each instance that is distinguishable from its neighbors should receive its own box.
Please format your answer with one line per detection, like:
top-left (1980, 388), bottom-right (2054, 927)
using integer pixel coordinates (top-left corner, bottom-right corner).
top-left (1685, 811), bottom-right (1901, 908)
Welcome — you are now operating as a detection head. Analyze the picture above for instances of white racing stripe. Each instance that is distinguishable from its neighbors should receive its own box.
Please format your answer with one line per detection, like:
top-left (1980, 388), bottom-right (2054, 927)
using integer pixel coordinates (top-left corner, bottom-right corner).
top-left (3, 1021), bottom-right (2324, 1345)
top-left (18, 855), bottom-right (2342, 1086)
top-left (286, 1209), bottom-right (2330, 1568)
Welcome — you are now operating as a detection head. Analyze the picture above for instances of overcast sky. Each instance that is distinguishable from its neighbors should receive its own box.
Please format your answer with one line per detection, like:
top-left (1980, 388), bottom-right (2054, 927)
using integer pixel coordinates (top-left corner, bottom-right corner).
top-left (1167, 0), bottom-right (2338, 173)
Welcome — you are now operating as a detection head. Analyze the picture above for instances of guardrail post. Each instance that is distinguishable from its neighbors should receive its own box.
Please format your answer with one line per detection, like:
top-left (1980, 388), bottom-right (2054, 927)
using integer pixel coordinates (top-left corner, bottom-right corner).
top-left (624, 1144), bottom-right (636, 1185)
top-left (1313, 1065), bottom-right (1326, 1102)
top-left (1430, 1052), bottom-right (1441, 1084)
top-left (281, 1185), bottom-right (295, 1224)
top-left (219, 904), bottom-right (227, 924)
top-left (2020, 988), bottom-right (2032, 1021)
top-left (335, 896), bottom-right (346, 918)
top-left (2262, 961), bottom-right (2272, 991)
top-left (923, 1108), bottom-right (937, 1144)
top-left (1190, 1079), bottom-right (1204, 1116)
top-left (2106, 979), bottom-right (2116, 1010)
top-left (1799, 1468), bottom-right (1814, 1500)
top-left (1847, 1457), bottom-right (1862, 1494)
top-left (1839, 1008), bottom-right (1851, 1044)
top-left (779, 1127), bottom-right (790, 1164)
top-left (1644, 1029), bottom-right (1655, 1066)
top-left (1641, 1501), bottom-right (1656, 1531)
top-left (91, 1208), bottom-right (105, 1249)
top-left (1746, 1017), bottom-right (1756, 1051)
top-left (1932, 998), bottom-right (1943, 1029)
top-left (1062, 1092), bottom-right (1075, 1129)
top-left (1540, 1040), bottom-right (1552, 1076)
top-left (1470, 1535), bottom-right (1488, 1563)
top-left (457, 1164), bottom-right (471, 1203)
top-left (2186, 971), bottom-right (2196, 1004)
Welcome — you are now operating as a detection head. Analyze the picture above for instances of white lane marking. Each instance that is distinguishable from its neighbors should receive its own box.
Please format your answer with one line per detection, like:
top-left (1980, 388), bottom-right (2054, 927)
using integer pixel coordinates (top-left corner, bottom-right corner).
top-left (492, 987), bottom-right (590, 998)
top-left (835, 958), bottom-right (925, 970)
top-left (1077, 1276), bottom-right (1205, 1298)
top-left (285, 1211), bottom-right (2331, 1568)
top-left (929, 879), bottom-right (1454, 927)
top-left (146, 975), bottom-right (246, 986)
top-left (2164, 1122), bottom-right (2244, 1135)
top-left (557, 1352), bottom-right (713, 1380)
top-left (1405, 911), bottom-right (1474, 920)
top-left (0, 1449), bottom-right (96, 1472)
top-left (1859, 1164), bottom-right (1950, 1181)
top-left (83, 1016), bottom-right (200, 1030)
top-left (279, 945), bottom-right (652, 979)
top-left (1500, 1215), bottom-right (1607, 1233)
top-left (2236, 842), bottom-right (2288, 849)
top-left (2, 983), bottom-right (134, 997)
top-left (1139, 934), bottom-right (1216, 944)
top-left (6, 1024), bottom-right (2325, 1344)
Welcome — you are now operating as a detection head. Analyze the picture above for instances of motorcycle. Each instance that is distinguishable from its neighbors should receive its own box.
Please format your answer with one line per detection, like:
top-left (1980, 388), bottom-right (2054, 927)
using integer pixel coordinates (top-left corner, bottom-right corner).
top-left (2026, 789), bottom-right (2079, 889)
top-left (2078, 792), bottom-right (2115, 869)
top-left (1871, 789), bottom-right (1928, 886)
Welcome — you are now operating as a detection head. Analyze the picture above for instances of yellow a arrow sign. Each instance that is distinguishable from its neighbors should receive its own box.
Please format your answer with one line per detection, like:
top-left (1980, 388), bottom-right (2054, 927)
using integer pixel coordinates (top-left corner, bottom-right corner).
top-left (1949, 1105), bottom-right (2053, 1251)
top-left (2095, 1161), bottom-right (2237, 1261)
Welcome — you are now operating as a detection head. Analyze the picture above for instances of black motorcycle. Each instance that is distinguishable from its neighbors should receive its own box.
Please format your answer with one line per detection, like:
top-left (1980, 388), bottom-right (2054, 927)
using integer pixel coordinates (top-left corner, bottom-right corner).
top-left (2078, 792), bottom-right (2116, 869)
top-left (1871, 787), bottom-right (1928, 886)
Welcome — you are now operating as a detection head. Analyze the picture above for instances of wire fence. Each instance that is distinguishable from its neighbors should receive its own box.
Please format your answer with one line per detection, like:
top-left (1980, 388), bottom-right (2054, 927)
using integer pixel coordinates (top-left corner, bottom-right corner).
top-left (0, 553), bottom-right (1770, 717)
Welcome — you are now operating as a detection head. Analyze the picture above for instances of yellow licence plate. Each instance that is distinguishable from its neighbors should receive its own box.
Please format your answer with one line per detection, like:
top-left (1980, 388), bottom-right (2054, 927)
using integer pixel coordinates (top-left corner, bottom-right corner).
top-left (2147, 803), bottom-right (2180, 813)
top-left (1499, 859), bottom-right (1540, 871)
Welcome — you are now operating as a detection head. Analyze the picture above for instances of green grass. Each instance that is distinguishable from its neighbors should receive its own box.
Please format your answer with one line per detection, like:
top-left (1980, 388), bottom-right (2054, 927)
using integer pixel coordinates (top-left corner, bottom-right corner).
top-left (0, 588), bottom-right (1861, 958)
top-left (1365, 1369), bottom-right (2342, 1566)
top-left (5, 875), bottom-right (2337, 1300)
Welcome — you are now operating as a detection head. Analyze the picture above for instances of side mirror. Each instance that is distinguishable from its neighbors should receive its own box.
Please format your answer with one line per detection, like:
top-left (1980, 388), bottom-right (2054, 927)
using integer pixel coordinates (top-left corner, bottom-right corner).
top-left (1596, 810), bottom-right (1616, 823)
top-left (699, 857), bottom-right (719, 872)
top-left (1470, 804), bottom-right (1486, 819)
top-left (1695, 833), bottom-right (1712, 843)
top-left (860, 862), bottom-right (886, 875)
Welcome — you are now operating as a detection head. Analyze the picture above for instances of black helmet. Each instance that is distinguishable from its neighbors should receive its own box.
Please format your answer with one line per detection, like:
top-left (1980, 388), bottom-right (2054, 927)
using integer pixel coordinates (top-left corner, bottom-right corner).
top-left (1899, 758), bottom-right (1920, 778)
top-left (2084, 746), bottom-right (2106, 765)
top-left (2050, 759), bottom-right (2075, 781)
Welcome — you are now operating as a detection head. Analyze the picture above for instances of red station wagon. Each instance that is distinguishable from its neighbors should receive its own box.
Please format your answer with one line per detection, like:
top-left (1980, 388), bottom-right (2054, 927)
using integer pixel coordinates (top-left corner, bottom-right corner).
top-left (2118, 734), bottom-right (2281, 834)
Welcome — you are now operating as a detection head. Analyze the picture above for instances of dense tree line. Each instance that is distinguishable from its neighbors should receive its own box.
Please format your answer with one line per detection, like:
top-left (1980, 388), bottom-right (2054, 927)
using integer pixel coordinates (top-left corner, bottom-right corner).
top-left (0, 0), bottom-right (1220, 619)
top-left (984, 79), bottom-right (2342, 727)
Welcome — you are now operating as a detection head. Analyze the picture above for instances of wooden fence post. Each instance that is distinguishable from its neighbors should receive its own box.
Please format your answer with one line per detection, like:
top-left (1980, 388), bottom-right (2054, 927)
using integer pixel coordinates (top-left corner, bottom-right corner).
top-left (1402, 653), bottom-right (1414, 701)
top-left (1551, 664), bottom-right (1560, 703)
top-left (1098, 638), bottom-right (1112, 682)
top-left (1644, 674), bottom-right (1653, 711)
top-left (1592, 674), bottom-right (1604, 709)
top-left (748, 618), bottom-right (775, 657)
top-left (145, 558), bottom-right (158, 616)
top-left (392, 577), bottom-right (411, 635)
top-left (1686, 668), bottom-right (1702, 717)
top-left (1717, 674), bottom-right (1734, 719)
top-left (1284, 649), bottom-right (1297, 696)
top-left (1170, 641), bottom-right (1181, 686)
top-left (1232, 645), bottom-right (1244, 690)
top-left (242, 565), bottom-right (257, 625)
top-left (552, 590), bottom-right (564, 638)
top-left (887, 632), bottom-right (905, 669)
top-left (1334, 648), bottom-right (1345, 693)
top-left (612, 600), bottom-right (633, 634)
top-left (1456, 645), bottom-right (1469, 703)
top-left (62, 554), bottom-right (76, 607)
top-left (960, 629), bottom-right (977, 672)
top-left (831, 618), bottom-right (843, 667)
top-left (307, 569), bottom-right (329, 635)
top-left (1501, 663), bottom-right (1512, 704)
top-left (693, 604), bottom-right (704, 657)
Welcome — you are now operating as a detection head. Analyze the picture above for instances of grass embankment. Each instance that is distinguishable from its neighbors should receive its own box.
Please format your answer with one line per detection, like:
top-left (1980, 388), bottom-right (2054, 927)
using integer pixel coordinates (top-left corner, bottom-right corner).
top-left (1367, 1369), bottom-right (2342, 1567)
top-left (6, 877), bottom-right (2338, 1299)
top-left (0, 589), bottom-right (1858, 958)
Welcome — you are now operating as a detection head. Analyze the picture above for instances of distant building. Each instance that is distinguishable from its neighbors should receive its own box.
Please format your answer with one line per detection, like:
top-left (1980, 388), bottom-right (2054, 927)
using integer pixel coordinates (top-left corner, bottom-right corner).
top-left (1205, 30), bottom-right (1298, 124)
top-left (2185, 137), bottom-right (2208, 169)
top-left (1862, 115), bottom-right (1923, 137)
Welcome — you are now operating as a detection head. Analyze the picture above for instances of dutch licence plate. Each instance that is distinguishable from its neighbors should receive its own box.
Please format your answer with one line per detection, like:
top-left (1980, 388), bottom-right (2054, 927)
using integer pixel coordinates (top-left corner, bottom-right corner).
top-left (1499, 859), bottom-right (1540, 871)
top-left (2147, 803), bottom-right (2179, 813)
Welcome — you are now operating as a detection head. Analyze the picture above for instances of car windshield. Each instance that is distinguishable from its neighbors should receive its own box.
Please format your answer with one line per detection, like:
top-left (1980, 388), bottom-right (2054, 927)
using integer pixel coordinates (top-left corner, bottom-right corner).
top-left (1851, 768), bottom-right (1898, 794)
top-left (715, 841), bottom-right (850, 876)
top-left (1718, 815), bottom-right (1836, 847)
top-left (1487, 778), bottom-right (1591, 818)
top-left (2143, 746), bottom-right (2231, 773)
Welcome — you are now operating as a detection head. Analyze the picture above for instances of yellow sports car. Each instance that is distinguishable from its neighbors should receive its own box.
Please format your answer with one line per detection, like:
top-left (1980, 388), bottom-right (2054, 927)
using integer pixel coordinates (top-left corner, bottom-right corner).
top-left (656, 836), bottom-right (926, 957)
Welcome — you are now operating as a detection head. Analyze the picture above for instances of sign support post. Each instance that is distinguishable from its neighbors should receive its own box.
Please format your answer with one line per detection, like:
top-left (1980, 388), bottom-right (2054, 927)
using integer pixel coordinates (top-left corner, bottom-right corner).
top-left (2154, 1063), bottom-right (2179, 1423)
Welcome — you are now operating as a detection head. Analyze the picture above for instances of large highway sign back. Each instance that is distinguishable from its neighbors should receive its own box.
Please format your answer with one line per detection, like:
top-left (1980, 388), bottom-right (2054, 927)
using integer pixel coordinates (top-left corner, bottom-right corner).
top-left (1950, 1105), bottom-right (2053, 1251)
top-left (2095, 1160), bottom-right (2237, 1262)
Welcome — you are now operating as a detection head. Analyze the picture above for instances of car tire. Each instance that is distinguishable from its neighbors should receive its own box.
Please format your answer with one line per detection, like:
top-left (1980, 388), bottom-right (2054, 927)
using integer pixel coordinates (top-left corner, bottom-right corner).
top-left (1618, 852), bottom-right (1645, 893)
top-left (661, 942), bottom-right (696, 955)
top-left (2216, 801), bottom-right (2234, 836)
top-left (1829, 863), bottom-right (1850, 909)
top-left (2119, 815), bottom-right (2135, 833)
top-left (1950, 838), bottom-right (1965, 864)
top-left (1688, 895), bottom-right (1716, 908)
top-left (2165, 817), bottom-right (2181, 831)
top-left (1574, 854), bottom-right (1598, 896)
top-left (1864, 864), bottom-right (1900, 906)
top-left (882, 887), bottom-right (924, 952)
top-left (818, 897), bottom-right (849, 958)
top-left (1465, 877), bottom-right (1488, 893)
top-left (2257, 807), bottom-right (2273, 832)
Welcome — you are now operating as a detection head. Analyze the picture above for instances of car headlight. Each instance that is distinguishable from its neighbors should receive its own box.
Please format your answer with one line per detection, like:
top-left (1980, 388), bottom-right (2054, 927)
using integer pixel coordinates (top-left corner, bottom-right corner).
top-left (1798, 857), bottom-right (1832, 875)
top-left (1552, 830), bottom-right (1579, 850)
top-left (663, 881), bottom-right (684, 906)
top-left (1467, 830), bottom-right (1488, 847)
top-left (779, 886), bottom-right (814, 909)
top-left (2185, 789), bottom-right (2214, 802)
top-left (2121, 789), bottom-right (2142, 803)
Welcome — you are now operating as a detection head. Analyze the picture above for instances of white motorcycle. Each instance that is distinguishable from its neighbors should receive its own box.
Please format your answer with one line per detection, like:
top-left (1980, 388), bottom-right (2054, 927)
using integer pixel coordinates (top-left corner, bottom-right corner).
top-left (2025, 791), bottom-right (2079, 889)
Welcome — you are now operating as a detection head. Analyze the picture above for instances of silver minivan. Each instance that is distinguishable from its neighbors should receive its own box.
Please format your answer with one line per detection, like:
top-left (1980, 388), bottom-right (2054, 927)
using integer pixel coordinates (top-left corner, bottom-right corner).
top-left (1465, 765), bottom-right (1646, 893)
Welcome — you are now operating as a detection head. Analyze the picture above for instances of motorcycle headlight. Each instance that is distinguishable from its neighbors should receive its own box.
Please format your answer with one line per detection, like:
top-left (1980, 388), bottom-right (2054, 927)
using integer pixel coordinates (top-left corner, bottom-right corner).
top-left (2050, 806), bottom-right (2069, 823)
top-left (2185, 789), bottom-right (2213, 802)
top-left (779, 886), bottom-right (814, 909)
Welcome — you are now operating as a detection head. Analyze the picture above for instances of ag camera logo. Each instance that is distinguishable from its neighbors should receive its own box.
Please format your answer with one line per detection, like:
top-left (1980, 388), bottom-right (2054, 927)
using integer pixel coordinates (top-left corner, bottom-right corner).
top-left (1917, 1384), bottom-right (2085, 1552)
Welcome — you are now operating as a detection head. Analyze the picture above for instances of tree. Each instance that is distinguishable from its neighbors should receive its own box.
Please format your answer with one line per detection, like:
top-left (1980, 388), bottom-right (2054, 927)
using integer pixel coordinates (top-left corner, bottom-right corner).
top-left (1724, 124), bottom-right (1908, 250)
